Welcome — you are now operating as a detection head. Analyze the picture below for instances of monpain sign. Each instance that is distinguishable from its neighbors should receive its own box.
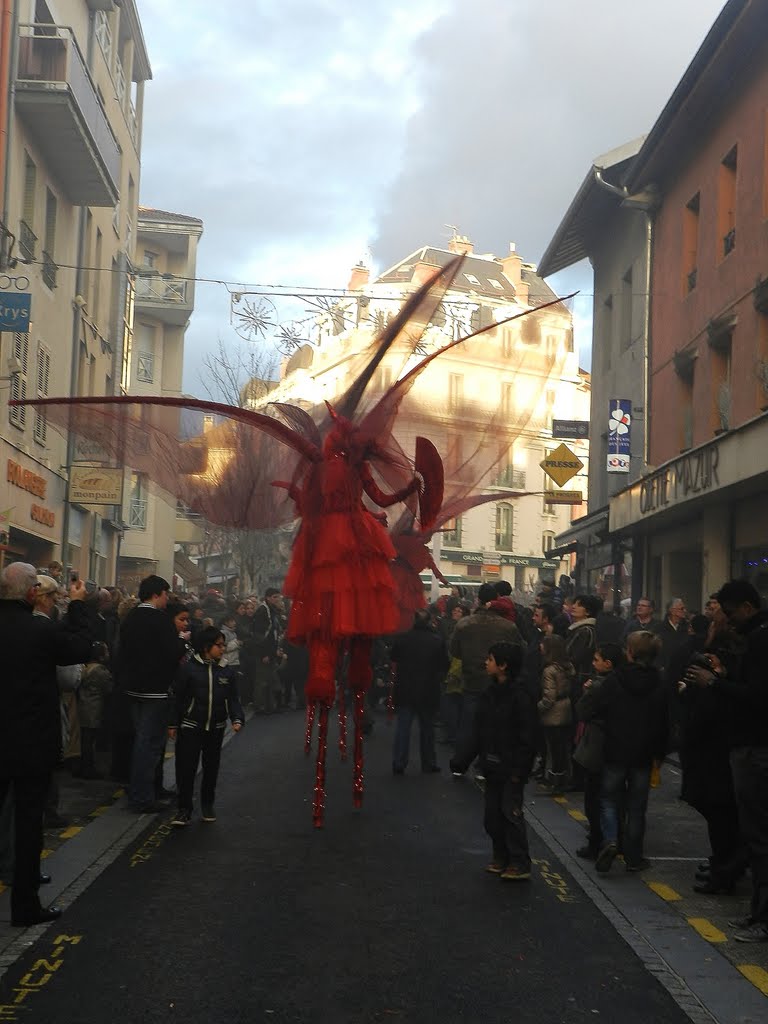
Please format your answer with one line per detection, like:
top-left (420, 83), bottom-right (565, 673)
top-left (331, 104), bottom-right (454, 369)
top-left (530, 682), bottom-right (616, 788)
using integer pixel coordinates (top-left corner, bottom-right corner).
top-left (639, 445), bottom-right (720, 515)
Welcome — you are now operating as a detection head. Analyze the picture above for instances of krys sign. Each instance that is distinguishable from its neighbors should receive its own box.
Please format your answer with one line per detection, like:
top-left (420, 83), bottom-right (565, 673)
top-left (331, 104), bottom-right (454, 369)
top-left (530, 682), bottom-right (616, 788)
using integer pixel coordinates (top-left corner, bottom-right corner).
top-left (639, 445), bottom-right (720, 514)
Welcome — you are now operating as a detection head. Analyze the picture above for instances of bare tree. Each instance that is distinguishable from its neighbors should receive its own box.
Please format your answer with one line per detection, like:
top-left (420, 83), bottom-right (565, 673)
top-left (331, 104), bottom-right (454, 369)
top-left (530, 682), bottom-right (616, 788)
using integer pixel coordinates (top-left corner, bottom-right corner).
top-left (199, 336), bottom-right (278, 406)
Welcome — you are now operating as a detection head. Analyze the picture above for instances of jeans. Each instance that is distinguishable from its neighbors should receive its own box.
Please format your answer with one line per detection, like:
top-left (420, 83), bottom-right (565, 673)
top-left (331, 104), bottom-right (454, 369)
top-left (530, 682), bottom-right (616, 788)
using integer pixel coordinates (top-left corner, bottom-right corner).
top-left (543, 725), bottom-right (571, 792)
top-left (440, 692), bottom-right (463, 746)
top-left (730, 746), bottom-right (768, 923)
top-left (128, 698), bottom-right (170, 807)
top-left (456, 692), bottom-right (480, 755)
top-left (484, 777), bottom-right (530, 871)
top-left (600, 762), bottom-right (651, 866)
top-left (175, 728), bottom-right (225, 812)
top-left (393, 707), bottom-right (437, 771)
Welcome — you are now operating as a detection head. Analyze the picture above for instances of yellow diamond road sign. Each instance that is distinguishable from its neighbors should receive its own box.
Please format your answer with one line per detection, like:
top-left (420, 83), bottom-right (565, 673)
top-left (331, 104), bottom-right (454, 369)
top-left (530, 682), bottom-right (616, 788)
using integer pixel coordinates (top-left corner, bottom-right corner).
top-left (540, 443), bottom-right (583, 487)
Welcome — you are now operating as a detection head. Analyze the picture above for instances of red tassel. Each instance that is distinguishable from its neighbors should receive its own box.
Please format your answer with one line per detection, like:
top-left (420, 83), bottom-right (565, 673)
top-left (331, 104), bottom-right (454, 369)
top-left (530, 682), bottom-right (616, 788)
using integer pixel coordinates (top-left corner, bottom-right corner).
top-left (352, 689), bottom-right (365, 809)
top-left (337, 680), bottom-right (348, 761)
top-left (312, 702), bottom-right (330, 829)
top-left (304, 701), bottom-right (317, 756)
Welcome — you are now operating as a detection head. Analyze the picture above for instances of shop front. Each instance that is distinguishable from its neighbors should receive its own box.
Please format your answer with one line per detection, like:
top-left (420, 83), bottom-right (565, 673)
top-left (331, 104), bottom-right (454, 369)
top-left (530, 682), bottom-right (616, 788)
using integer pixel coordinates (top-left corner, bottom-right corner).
top-left (1, 448), bottom-right (64, 571)
top-left (440, 549), bottom-right (562, 595)
top-left (609, 413), bottom-right (768, 610)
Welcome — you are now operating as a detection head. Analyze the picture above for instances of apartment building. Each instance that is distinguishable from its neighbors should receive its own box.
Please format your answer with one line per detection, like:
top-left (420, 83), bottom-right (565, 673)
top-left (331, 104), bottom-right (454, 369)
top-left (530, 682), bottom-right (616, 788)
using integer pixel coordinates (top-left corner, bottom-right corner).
top-left (267, 236), bottom-right (590, 596)
top-left (0, 0), bottom-right (150, 579)
top-left (117, 206), bottom-right (203, 591)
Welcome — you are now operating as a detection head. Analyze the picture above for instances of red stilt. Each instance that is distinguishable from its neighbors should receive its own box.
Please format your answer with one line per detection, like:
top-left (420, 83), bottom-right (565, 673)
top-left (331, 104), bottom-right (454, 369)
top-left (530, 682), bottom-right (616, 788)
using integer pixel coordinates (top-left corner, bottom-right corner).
top-left (352, 688), bottom-right (365, 809)
top-left (337, 680), bottom-right (348, 761)
top-left (312, 702), bottom-right (330, 829)
top-left (304, 700), bottom-right (317, 756)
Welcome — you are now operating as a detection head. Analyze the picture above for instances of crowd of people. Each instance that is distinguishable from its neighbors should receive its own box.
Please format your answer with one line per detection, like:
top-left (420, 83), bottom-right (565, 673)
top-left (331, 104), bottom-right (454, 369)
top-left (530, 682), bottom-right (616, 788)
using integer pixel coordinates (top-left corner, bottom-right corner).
top-left (2, 559), bottom-right (767, 948)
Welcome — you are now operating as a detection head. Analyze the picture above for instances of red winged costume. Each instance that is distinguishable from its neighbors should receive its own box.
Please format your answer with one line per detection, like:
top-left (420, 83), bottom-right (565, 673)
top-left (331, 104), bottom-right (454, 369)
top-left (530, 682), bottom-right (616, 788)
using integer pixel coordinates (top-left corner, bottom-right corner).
top-left (13, 256), bottom-right (573, 826)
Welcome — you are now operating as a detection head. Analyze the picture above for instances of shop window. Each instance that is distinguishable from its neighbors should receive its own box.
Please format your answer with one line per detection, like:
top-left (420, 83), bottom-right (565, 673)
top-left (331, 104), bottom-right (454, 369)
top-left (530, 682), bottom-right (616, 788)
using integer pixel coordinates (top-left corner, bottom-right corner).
top-left (682, 193), bottom-right (700, 294)
top-left (718, 145), bottom-right (737, 259)
top-left (9, 332), bottom-right (29, 429)
top-left (495, 503), bottom-right (514, 550)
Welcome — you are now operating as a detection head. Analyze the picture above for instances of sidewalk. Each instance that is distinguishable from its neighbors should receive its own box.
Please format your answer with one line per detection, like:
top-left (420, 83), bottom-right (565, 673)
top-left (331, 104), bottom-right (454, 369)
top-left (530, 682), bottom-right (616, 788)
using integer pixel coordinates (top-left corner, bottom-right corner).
top-left (526, 762), bottom-right (768, 1016)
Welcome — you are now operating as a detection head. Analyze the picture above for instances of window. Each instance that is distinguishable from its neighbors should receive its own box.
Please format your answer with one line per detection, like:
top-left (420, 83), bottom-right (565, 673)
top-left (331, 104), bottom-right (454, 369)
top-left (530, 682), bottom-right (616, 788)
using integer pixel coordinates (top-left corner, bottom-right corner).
top-left (442, 517), bottom-right (461, 547)
top-left (33, 347), bottom-right (50, 445)
top-left (464, 273), bottom-right (480, 287)
top-left (542, 471), bottom-right (557, 515)
top-left (448, 373), bottom-right (463, 413)
top-left (719, 145), bottom-right (737, 258)
top-left (683, 193), bottom-right (700, 294)
top-left (128, 473), bottom-right (147, 529)
top-left (143, 250), bottom-right (158, 269)
top-left (542, 531), bottom-right (555, 554)
top-left (93, 228), bottom-right (103, 324)
top-left (495, 503), bottom-right (514, 550)
top-left (9, 333), bottom-right (28, 429)
top-left (42, 188), bottom-right (57, 288)
top-left (120, 272), bottom-right (134, 392)
top-left (20, 153), bottom-right (36, 261)
top-left (136, 324), bottom-right (155, 383)
top-left (445, 434), bottom-right (464, 477)
top-left (489, 278), bottom-right (504, 291)
top-left (501, 381), bottom-right (513, 417)
top-left (712, 342), bottom-right (732, 432)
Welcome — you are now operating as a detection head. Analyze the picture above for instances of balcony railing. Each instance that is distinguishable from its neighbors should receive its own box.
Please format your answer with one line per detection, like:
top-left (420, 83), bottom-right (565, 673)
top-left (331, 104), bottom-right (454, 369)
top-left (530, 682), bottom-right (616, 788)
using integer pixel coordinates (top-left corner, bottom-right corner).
top-left (16, 24), bottom-right (121, 205)
top-left (135, 274), bottom-right (189, 304)
top-left (723, 228), bottom-right (736, 257)
top-left (136, 351), bottom-right (154, 383)
top-left (19, 220), bottom-right (37, 261)
top-left (41, 250), bottom-right (57, 289)
top-left (494, 466), bottom-right (526, 489)
top-left (128, 498), bottom-right (147, 529)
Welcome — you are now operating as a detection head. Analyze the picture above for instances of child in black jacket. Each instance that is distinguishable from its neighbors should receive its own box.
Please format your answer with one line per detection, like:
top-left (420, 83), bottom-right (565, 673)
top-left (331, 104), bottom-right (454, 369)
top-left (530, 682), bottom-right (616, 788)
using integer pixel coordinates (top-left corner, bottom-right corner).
top-left (169, 627), bottom-right (244, 826)
top-left (450, 642), bottom-right (537, 881)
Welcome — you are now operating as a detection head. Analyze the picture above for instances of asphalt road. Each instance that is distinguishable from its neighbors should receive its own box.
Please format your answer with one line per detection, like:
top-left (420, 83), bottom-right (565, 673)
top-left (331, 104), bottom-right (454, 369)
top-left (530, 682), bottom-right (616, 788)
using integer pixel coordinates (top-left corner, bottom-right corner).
top-left (0, 711), bottom-right (696, 1024)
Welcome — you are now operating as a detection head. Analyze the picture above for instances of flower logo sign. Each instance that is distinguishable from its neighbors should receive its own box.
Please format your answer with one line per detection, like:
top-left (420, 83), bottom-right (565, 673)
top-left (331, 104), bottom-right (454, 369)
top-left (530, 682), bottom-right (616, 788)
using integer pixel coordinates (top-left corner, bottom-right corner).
top-left (607, 400), bottom-right (631, 474)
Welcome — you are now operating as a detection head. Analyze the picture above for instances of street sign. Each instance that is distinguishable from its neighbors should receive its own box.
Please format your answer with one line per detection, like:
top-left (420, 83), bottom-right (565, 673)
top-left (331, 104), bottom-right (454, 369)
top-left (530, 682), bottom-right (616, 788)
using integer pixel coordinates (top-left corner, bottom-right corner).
top-left (0, 291), bottom-right (31, 331)
top-left (552, 418), bottom-right (589, 440)
top-left (540, 443), bottom-right (584, 487)
top-left (544, 490), bottom-right (583, 505)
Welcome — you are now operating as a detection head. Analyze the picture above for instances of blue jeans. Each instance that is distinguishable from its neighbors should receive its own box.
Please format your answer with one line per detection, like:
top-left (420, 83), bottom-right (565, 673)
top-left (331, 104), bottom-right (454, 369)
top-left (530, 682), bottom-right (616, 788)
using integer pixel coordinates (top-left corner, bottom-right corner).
top-left (128, 699), bottom-right (170, 807)
top-left (393, 707), bottom-right (437, 771)
top-left (600, 763), bottom-right (651, 866)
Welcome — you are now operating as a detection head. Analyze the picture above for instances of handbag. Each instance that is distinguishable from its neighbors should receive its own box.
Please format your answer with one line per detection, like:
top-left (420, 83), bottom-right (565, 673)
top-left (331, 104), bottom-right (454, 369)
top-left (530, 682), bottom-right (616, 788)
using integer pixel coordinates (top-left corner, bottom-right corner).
top-left (572, 720), bottom-right (605, 773)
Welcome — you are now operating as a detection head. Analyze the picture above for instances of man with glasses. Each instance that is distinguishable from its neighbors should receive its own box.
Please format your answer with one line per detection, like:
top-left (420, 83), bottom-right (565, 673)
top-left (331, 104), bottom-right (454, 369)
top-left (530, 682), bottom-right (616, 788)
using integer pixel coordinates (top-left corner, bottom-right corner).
top-left (623, 597), bottom-right (658, 638)
top-left (0, 562), bottom-right (92, 926)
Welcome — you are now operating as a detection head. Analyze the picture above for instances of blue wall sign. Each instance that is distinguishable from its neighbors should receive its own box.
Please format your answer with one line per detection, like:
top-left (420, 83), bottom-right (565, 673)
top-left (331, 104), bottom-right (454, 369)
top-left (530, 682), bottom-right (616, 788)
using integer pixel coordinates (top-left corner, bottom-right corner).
top-left (607, 399), bottom-right (631, 474)
top-left (0, 292), bottom-right (31, 331)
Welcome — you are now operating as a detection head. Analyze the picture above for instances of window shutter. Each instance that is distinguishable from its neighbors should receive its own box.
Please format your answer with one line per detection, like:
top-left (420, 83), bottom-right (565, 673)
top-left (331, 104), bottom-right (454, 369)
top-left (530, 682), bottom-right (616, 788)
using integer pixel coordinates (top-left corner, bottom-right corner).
top-left (34, 347), bottom-right (50, 443)
top-left (9, 333), bottom-right (28, 428)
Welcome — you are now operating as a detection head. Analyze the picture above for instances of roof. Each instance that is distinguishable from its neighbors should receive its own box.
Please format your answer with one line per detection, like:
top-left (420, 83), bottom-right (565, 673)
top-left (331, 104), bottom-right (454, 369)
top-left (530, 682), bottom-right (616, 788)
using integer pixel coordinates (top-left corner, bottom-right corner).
top-left (625, 0), bottom-right (758, 190)
top-left (377, 246), bottom-right (517, 299)
top-left (537, 137), bottom-right (646, 278)
top-left (138, 207), bottom-right (204, 226)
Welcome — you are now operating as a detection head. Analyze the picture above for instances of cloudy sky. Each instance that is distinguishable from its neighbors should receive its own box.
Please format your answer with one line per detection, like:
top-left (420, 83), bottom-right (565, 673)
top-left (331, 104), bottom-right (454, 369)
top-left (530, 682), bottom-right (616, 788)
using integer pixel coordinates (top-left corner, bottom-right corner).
top-left (137, 0), bottom-right (728, 393)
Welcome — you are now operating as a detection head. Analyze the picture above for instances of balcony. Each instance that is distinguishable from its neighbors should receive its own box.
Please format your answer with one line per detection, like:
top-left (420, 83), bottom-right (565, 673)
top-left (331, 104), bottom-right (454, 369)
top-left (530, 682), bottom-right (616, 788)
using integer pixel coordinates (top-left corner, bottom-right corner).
top-left (41, 250), bottom-right (57, 289)
top-left (134, 273), bottom-right (192, 326)
top-left (15, 24), bottom-right (120, 207)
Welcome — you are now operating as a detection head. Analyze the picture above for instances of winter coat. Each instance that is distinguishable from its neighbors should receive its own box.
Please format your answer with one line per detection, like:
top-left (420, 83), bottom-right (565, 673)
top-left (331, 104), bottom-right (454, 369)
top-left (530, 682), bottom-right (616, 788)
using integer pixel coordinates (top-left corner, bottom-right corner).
top-left (220, 624), bottom-right (241, 668)
top-left (584, 662), bottom-right (668, 768)
top-left (78, 662), bottom-right (113, 730)
top-left (117, 606), bottom-right (184, 699)
top-left (538, 662), bottom-right (574, 727)
top-left (0, 598), bottom-right (93, 775)
top-left (391, 623), bottom-right (450, 712)
top-left (676, 682), bottom-right (736, 808)
top-left (712, 609), bottom-right (768, 749)
top-left (172, 655), bottom-right (244, 732)
top-left (565, 618), bottom-right (596, 693)
top-left (450, 680), bottom-right (537, 781)
top-left (450, 608), bottom-right (522, 695)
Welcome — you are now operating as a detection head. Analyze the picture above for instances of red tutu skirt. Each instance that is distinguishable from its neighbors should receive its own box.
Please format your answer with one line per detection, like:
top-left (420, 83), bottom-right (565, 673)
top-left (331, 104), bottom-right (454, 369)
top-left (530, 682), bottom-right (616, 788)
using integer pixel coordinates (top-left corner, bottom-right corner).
top-left (285, 510), bottom-right (400, 641)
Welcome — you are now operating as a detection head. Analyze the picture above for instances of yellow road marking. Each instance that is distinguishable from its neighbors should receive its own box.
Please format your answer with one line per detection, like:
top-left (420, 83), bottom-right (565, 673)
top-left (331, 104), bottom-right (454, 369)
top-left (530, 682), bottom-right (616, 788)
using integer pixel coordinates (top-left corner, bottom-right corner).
top-left (112, 788), bottom-right (124, 799)
top-left (59, 826), bottom-right (83, 840)
top-left (552, 796), bottom-right (568, 805)
top-left (0, 883), bottom-right (6, 895)
top-left (737, 965), bottom-right (768, 995)
top-left (646, 882), bottom-right (682, 902)
top-left (568, 809), bottom-right (588, 822)
top-left (687, 918), bottom-right (727, 943)
top-left (89, 806), bottom-right (110, 818)
top-left (40, 849), bottom-right (53, 859)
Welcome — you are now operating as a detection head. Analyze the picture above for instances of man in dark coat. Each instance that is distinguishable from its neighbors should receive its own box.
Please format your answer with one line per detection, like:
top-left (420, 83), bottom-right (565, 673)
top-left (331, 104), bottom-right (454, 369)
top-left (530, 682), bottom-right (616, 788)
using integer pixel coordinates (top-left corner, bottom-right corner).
top-left (251, 589), bottom-right (284, 713)
top-left (391, 611), bottom-right (449, 773)
top-left (0, 562), bottom-right (93, 926)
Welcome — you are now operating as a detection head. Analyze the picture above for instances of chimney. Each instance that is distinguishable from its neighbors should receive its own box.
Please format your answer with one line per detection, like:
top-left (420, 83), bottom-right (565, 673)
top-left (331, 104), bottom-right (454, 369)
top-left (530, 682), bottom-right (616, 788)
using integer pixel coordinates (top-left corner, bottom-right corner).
top-left (447, 234), bottom-right (474, 256)
top-left (347, 261), bottom-right (370, 291)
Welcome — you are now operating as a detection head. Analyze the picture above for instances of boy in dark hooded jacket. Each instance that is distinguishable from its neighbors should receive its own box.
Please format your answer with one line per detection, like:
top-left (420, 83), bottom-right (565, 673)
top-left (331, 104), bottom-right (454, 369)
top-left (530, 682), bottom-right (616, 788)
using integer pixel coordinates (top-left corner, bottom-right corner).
top-left (450, 641), bottom-right (537, 881)
top-left (587, 630), bottom-right (668, 874)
